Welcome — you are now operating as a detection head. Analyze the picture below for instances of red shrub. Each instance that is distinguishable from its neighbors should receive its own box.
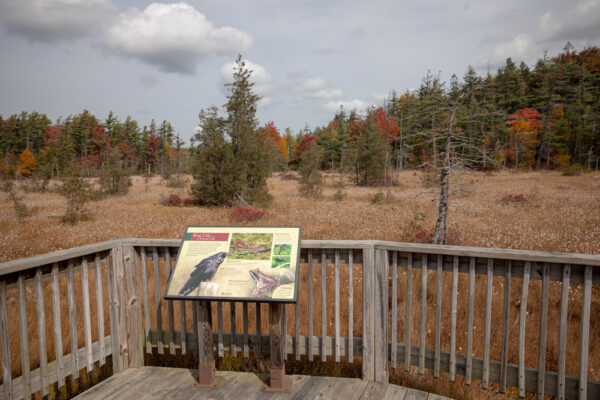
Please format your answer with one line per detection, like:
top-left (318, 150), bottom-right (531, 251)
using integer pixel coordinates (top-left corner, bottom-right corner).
top-left (279, 171), bottom-right (298, 180)
top-left (501, 193), bottom-right (526, 203)
top-left (231, 207), bottom-right (268, 222)
top-left (161, 194), bottom-right (182, 207)
top-left (183, 198), bottom-right (201, 206)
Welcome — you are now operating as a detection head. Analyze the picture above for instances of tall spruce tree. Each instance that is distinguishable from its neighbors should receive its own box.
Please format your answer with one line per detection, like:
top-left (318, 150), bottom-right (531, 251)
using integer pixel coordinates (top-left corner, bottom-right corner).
top-left (191, 55), bottom-right (272, 206)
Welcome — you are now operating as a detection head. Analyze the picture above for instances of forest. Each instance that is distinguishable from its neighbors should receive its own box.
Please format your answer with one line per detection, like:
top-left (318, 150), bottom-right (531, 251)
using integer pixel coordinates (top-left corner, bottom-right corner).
top-left (1, 44), bottom-right (599, 184)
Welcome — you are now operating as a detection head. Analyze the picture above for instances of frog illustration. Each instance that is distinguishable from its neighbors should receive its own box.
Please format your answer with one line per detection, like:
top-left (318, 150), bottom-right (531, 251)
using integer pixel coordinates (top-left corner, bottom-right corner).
top-left (249, 268), bottom-right (282, 297)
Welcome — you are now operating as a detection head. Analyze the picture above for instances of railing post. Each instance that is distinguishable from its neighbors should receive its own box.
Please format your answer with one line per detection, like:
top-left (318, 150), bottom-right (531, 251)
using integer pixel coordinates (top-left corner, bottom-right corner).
top-left (374, 247), bottom-right (389, 383)
top-left (362, 245), bottom-right (375, 381)
top-left (109, 245), bottom-right (144, 372)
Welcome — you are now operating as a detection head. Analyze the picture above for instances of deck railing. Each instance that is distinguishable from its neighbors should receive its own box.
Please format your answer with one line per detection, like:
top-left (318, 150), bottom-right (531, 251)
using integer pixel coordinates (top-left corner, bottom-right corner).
top-left (0, 239), bottom-right (598, 399)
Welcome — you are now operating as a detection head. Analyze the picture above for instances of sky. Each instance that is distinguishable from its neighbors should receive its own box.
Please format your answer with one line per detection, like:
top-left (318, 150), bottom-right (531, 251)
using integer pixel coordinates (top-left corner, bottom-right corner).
top-left (0, 0), bottom-right (599, 144)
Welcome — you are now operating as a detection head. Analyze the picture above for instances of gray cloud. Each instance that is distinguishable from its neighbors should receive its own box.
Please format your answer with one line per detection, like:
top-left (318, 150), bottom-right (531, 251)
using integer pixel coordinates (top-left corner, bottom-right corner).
top-left (0, 0), bottom-right (118, 42)
top-left (139, 74), bottom-right (160, 89)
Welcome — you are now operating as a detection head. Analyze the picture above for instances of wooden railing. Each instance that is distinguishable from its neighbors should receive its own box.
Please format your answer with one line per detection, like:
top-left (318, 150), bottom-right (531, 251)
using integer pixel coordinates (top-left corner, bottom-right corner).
top-left (0, 239), bottom-right (598, 399)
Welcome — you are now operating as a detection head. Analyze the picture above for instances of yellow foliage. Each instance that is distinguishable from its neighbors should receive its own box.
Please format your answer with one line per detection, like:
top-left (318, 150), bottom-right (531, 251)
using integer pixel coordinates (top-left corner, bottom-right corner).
top-left (278, 137), bottom-right (288, 161)
top-left (17, 149), bottom-right (36, 177)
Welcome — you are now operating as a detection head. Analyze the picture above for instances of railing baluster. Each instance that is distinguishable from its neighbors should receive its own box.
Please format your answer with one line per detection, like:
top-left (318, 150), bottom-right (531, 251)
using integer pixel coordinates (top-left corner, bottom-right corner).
top-left (419, 254), bottom-right (428, 375)
top-left (94, 254), bottom-right (106, 365)
top-left (18, 273), bottom-right (31, 399)
top-left (434, 254), bottom-right (442, 378)
top-left (256, 302), bottom-right (262, 357)
top-left (216, 302), bottom-right (223, 357)
top-left (192, 301), bottom-right (198, 351)
top-left (35, 268), bottom-right (48, 396)
top-left (500, 260), bottom-right (512, 393)
top-left (557, 264), bottom-right (570, 400)
top-left (81, 258), bottom-right (93, 372)
top-left (450, 255), bottom-right (458, 381)
top-left (141, 247), bottom-right (151, 354)
top-left (483, 258), bottom-right (493, 389)
top-left (579, 266), bottom-right (592, 400)
top-left (321, 249), bottom-right (327, 361)
top-left (295, 296), bottom-right (300, 361)
top-left (518, 261), bottom-right (531, 397)
top-left (335, 249), bottom-right (340, 363)
top-left (107, 251), bottom-right (118, 372)
top-left (282, 304), bottom-right (287, 360)
top-left (153, 248), bottom-right (163, 354)
top-left (229, 301), bottom-right (236, 356)
top-left (404, 252), bottom-right (413, 372)
top-left (165, 249), bottom-right (175, 355)
top-left (243, 302), bottom-right (249, 358)
top-left (67, 260), bottom-right (79, 376)
top-left (308, 250), bottom-right (313, 362)
top-left (0, 280), bottom-right (12, 400)
top-left (466, 257), bottom-right (475, 385)
top-left (177, 300), bottom-right (186, 355)
top-left (348, 249), bottom-right (353, 363)
top-left (391, 251), bottom-right (397, 369)
top-left (51, 263), bottom-right (64, 387)
top-left (537, 263), bottom-right (549, 399)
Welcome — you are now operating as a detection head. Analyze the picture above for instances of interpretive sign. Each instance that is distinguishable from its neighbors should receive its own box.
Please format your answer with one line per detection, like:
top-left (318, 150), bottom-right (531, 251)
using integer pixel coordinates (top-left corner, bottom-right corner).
top-left (165, 226), bottom-right (301, 302)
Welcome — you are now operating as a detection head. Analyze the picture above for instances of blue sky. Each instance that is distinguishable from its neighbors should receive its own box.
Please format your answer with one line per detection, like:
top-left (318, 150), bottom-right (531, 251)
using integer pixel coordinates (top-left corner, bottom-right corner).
top-left (1, 0), bottom-right (599, 143)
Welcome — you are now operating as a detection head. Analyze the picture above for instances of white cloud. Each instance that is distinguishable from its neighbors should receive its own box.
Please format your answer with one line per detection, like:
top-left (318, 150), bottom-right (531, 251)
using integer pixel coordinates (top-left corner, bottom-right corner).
top-left (0, 0), bottom-right (118, 42)
top-left (220, 59), bottom-right (273, 108)
top-left (322, 99), bottom-right (371, 113)
top-left (300, 77), bottom-right (343, 99)
top-left (371, 92), bottom-right (388, 102)
top-left (103, 2), bottom-right (252, 74)
top-left (300, 78), bottom-right (327, 91)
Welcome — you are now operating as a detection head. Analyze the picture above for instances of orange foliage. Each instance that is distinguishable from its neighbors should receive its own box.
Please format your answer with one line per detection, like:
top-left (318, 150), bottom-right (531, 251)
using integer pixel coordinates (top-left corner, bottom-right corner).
top-left (17, 149), bottom-right (36, 177)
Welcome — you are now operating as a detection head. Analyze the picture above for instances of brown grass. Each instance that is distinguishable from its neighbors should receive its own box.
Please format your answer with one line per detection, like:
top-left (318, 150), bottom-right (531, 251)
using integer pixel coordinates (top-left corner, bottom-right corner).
top-left (1, 170), bottom-right (599, 399)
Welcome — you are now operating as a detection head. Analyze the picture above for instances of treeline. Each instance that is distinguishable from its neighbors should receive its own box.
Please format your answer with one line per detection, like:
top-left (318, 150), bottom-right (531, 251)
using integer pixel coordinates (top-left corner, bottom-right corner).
top-left (0, 110), bottom-right (188, 179)
top-left (290, 44), bottom-right (600, 184)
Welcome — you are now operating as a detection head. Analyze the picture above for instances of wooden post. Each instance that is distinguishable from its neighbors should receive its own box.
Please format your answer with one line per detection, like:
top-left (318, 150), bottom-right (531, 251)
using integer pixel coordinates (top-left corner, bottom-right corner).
top-left (109, 245), bottom-right (143, 372)
top-left (195, 300), bottom-right (222, 388)
top-left (264, 303), bottom-right (291, 392)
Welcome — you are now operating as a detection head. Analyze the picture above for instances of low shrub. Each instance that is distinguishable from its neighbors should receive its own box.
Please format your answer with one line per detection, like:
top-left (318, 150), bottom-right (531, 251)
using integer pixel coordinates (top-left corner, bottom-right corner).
top-left (231, 207), bottom-right (268, 222)
top-left (501, 193), bottom-right (526, 203)
top-left (183, 198), bottom-right (202, 206)
top-left (161, 194), bottom-right (182, 207)
top-left (376, 174), bottom-right (400, 186)
top-left (562, 163), bottom-right (584, 176)
top-left (279, 171), bottom-right (298, 180)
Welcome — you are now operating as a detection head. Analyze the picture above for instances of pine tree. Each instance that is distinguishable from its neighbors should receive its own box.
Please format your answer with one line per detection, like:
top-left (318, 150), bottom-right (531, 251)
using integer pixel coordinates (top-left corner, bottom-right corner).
top-left (191, 55), bottom-right (272, 206)
top-left (299, 139), bottom-right (323, 198)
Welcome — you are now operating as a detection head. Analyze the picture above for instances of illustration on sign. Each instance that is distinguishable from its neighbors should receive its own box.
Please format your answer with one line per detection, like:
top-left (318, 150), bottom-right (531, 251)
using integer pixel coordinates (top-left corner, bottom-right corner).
top-left (164, 226), bottom-right (301, 302)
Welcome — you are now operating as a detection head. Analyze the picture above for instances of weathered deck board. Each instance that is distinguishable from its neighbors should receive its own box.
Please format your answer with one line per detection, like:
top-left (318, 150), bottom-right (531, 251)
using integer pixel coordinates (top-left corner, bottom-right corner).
top-left (71, 367), bottom-right (437, 400)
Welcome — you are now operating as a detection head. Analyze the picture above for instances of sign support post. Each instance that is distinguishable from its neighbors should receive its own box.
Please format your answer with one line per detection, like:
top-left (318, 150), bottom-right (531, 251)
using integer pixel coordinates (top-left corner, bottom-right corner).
top-left (195, 300), bottom-right (223, 388)
top-left (264, 302), bottom-right (292, 392)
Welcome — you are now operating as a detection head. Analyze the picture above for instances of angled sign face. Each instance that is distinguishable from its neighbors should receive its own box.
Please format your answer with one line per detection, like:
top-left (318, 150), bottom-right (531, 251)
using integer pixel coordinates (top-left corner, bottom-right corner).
top-left (165, 226), bottom-right (301, 303)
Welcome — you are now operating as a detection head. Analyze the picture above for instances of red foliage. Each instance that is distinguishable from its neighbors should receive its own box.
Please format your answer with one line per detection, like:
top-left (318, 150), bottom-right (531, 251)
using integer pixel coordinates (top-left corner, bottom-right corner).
top-left (231, 207), bottom-right (268, 222)
top-left (295, 135), bottom-right (316, 158)
top-left (147, 133), bottom-right (159, 166)
top-left (501, 194), bottom-right (526, 203)
top-left (278, 171), bottom-right (298, 180)
top-left (161, 194), bottom-right (182, 207)
top-left (183, 198), bottom-right (201, 206)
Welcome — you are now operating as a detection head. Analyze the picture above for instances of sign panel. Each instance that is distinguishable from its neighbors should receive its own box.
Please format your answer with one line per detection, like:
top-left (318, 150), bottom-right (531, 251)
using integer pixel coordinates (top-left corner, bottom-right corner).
top-left (165, 226), bottom-right (301, 303)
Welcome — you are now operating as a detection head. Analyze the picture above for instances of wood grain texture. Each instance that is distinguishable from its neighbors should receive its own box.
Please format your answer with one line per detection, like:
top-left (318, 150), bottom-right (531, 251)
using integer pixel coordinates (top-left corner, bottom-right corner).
top-left (466, 257), bottom-right (475, 385)
top-left (35, 268), bottom-right (48, 396)
top-left (140, 247), bottom-right (151, 354)
top-left (321, 249), bottom-right (327, 362)
top-left (0, 281), bottom-right (12, 400)
top-left (152, 247), bottom-right (163, 355)
top-left (18, 274), bottom-right (31, 399)
top-left (348, 249), bottom-right (354, 363)
top-left (196, 301), bottom-right (213, 364)
top-left (579, 266), bottom-right (592, 400)
top-left (269, 303), bottom-right (285, 368)
top-left (165, 249), bottom-right (175, 356)
top-left (81, 258), bottom-right (93, 372)
top-left (449, 256), bottom-right (458, 382)
top-left (404, 252), bottom-right (413, 373)
top-left (483, 258), bottom-right (493, 389)
top-left (362, 246), bottom-right (375, 381)
top-left (419, 253), bottom-right (427, 375)
top-left (335, 249), bottom-right (341, 363)
top-left (374, 248), bottom-right (389, 383)
top-left (51, 263), bottom-right (65, 387)
top-left (537, 263), bottom-right (549, 400)
top-left (67, 261), bottom-right (79, 376)
top-left (308, 250), bottom-right (314, 362)
top-left (500, 260), bottom-right (512, 393)
top-left (557, 264), bottom-right (570, 400)
top-left (518, 261), bottom-right (531, 397)
top-left (391, 251), bottom-right (398, 369)
top-left (123, 245), bottom-right (143, 368)
top-left (434, 254), bottom-right (442, 378)
top-left (94, 255), bottom-right (106, 365)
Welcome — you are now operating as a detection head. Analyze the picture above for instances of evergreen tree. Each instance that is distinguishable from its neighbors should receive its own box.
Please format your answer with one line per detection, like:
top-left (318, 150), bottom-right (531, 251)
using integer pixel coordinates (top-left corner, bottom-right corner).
top-left (299, 139), bottom-right (323, 198)
top-left (191, 55), bottom-right (272, 206)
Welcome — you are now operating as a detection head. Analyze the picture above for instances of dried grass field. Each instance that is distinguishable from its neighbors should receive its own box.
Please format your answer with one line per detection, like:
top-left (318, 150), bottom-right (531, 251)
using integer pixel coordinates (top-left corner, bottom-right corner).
top-left (0, 170), bottom-right (599, 399)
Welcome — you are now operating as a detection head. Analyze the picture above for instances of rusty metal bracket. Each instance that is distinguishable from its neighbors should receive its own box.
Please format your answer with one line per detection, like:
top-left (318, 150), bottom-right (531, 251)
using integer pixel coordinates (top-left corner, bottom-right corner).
top-left (263, 363), bottom-right (292, 392)
top-left (194, 360), bottom-right (223, 389)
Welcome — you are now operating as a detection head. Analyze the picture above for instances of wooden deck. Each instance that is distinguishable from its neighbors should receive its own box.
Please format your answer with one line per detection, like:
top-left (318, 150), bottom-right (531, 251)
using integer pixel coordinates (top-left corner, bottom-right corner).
top-left (73, 367), bottom-right (451, 400)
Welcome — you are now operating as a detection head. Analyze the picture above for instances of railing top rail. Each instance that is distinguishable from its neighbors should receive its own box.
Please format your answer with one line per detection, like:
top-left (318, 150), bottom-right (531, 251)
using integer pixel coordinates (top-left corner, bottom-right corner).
top-left (1, 238), bottom-right (599, 277)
